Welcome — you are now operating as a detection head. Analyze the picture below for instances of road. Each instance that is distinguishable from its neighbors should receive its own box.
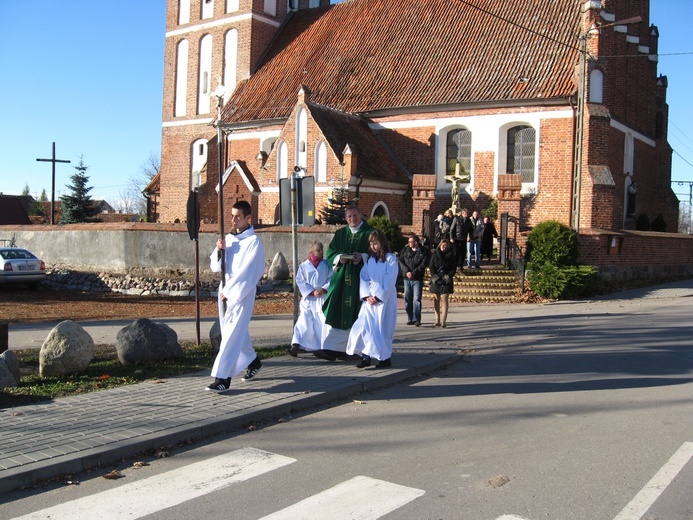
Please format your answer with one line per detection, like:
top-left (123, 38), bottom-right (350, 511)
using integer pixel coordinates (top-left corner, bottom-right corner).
top-left (2, 290), bottom-right (692, 519)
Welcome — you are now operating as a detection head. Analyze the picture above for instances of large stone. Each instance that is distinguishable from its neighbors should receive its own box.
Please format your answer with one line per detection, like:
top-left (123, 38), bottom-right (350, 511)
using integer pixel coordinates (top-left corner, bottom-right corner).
top-left (267, 252), bottom-right (290, 281)
top-left (0, 350), bottom-right (20, 388)
top-left (115, 318), bottom-right (183, 365)
top-left (39, 321), bottom-right (95, 377)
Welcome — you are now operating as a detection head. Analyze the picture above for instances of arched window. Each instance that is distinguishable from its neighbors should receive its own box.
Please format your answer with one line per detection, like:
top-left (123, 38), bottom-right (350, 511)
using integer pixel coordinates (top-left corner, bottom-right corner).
top-left (191, 139), bottom-right (208, 189)
top-left (315, 141), bottom-right (327, 182)
top-left (224, 29), bottom-right (238, 92)
top-left (277, 141), bottom-right (288, 181)
top-left (178, 0), bottom-right (190, 25)
top-left (296, 107), bottom-right (307, 169)
top-left (589, 69), bottom-right (604, 103)
top-left (446, 128), bottom-right (472, 178)
top-left (371, 202), bottom-right (389, 219)
top-left (624, 133), bottom-right (634, 175)
top-left (174, 40), bottom-right (189, 117)
top-left (506, 125), bottom-right (536, 183)
top-left (201, 0), bottom-right (214, 19)
top-left (197, 35), bottom-right (213, 115)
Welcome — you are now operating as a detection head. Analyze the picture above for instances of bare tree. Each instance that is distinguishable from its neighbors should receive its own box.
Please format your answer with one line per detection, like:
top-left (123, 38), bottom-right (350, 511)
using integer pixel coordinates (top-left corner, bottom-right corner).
top-left (115, 152), bottom-right (160, 216)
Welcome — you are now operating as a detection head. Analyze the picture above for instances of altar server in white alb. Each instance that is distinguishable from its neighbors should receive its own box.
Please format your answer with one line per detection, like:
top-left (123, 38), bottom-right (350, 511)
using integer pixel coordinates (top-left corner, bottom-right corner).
top-left (346, 229), bottom-right (399, 369)
top-left (206, 200), bottom-right (266, 393)
top-left (288, 241), bottom-right (333, 357)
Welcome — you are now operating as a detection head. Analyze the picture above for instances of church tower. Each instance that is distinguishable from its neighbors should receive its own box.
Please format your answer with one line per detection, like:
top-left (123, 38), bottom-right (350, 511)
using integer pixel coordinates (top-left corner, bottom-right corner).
top-left (158, 0), bottom-right (331, 223)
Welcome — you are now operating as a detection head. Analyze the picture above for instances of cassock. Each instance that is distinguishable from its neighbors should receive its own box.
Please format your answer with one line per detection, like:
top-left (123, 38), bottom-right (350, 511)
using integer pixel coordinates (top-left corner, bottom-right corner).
top-left (209, 226), bottom-right (265, 378)
top-left (291, 258), bottom-right (332, 351)
top-left (346, 252), bottom-right (399, 361)
top-left (321, 220), bottom-right (374, 351)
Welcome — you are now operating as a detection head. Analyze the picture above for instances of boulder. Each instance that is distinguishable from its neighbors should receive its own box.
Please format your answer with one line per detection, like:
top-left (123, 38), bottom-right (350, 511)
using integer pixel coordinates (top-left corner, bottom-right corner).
top-left (115, 318), bottom-right (183, 365)
top-left (39, 321), bottom-right (95, 377)
top-left (0, 350), bottom-right (21, 388)
top-left (267, 252), bottom-right (290, 281)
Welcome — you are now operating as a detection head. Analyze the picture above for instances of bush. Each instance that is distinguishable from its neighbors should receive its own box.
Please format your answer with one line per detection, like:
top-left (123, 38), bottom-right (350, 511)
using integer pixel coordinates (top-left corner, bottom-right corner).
top-left (367, 216), bottom-right (406, 252)
top-left (526, 220), bottom-right (579, 270)
top-left (636, 213), bottom-right (651, 231)
top-left (651, 214), bottom-right (667, 232)
top-left (527, 264), bottom-right (598, 299)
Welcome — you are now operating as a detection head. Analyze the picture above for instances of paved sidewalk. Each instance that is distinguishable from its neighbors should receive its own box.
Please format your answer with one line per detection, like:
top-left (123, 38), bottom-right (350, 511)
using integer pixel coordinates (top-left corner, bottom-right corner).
top-left (2, 277), bottom-right (692, 493)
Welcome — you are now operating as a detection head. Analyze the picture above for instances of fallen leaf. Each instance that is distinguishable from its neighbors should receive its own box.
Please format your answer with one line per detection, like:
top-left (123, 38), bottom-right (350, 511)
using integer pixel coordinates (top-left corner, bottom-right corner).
top-left (247, 424), bottom-right (257, 431)
top-left (154, 450), bottom-right (169, 458)
top-left (486, 475), bottom-right (510, 488)
top-left (151, 379), bottom-right (166, 384)
top-left (353, 399), bottom-right (366, 405)
top-left (97, 374), bottom-right (111, 381)
top-left (132, 461), bottom-right (148, 468)
top-left (102, 470), bottom-right (123, 480)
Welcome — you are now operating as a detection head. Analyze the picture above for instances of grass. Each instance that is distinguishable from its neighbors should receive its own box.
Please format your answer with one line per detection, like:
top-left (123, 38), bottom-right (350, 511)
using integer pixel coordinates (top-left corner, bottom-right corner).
top-left (1, 342), bottom-right (289, 409)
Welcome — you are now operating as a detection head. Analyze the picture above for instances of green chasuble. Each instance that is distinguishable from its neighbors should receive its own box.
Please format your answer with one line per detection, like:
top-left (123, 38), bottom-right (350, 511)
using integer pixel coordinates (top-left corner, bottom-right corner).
top-left (323, 221), bottom-right (374, 330)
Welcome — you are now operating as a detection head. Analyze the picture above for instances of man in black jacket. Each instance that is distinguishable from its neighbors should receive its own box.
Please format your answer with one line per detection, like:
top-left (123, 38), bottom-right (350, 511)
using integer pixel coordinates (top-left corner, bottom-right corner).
top-left (449, 208), bottom-right (473, 269)
top-left (398, 234), bottom-right (428, 326)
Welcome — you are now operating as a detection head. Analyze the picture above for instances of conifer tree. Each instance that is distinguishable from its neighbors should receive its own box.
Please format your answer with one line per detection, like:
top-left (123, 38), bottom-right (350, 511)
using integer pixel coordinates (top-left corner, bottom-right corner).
top-left (320, 169), bottom-right (359, 225)
top-left (59, 156), bottom-right (99, 224)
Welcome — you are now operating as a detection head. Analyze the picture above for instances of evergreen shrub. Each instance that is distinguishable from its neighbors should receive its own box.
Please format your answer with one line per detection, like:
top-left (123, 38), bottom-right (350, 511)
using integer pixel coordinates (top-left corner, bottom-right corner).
top-left (526, 220), bottom-right (579, 270)
top-left (527, 264), bottom-right (597, 300)
top-left (367, 216), bottom-right (406, 252)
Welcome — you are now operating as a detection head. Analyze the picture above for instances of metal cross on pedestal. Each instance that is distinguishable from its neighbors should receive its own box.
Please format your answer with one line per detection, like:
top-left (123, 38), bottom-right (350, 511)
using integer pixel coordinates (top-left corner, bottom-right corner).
top-left (36, 142), bottom-right (71, 225)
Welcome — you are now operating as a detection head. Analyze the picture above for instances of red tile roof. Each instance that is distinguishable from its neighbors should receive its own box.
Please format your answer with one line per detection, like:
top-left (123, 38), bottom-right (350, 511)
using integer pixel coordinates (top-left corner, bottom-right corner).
top-left (222, 0), bottom-right (582, 123)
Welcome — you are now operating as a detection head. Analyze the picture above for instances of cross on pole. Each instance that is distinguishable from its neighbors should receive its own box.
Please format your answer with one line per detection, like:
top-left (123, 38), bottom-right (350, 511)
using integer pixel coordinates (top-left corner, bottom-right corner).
top-left (36, 142), bottom-right (71, 225)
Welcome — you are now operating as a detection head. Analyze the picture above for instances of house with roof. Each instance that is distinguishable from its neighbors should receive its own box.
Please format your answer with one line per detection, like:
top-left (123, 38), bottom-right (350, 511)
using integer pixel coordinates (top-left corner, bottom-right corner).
top-left (158, 0), bottom-right (678, 245)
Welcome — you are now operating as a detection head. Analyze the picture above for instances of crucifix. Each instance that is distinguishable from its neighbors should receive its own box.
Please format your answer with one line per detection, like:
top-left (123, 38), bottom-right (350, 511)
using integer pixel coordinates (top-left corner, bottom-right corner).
top-left (444, 162), bottom-right (470, 214)
top-left (36, 142), bottom-right (71, 225)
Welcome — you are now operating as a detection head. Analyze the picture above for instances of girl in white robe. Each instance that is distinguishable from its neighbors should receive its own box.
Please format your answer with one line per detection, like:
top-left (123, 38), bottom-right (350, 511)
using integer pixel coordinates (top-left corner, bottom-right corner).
top-left (290, 241), bottom-right (332, 355)
top-left (346, 229), bottom-right (399, 368)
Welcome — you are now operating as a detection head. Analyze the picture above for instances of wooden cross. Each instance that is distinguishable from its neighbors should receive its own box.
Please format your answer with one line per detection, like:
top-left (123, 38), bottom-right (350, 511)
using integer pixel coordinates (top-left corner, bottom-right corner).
top-left (36, 142), bottom-right (71, 225)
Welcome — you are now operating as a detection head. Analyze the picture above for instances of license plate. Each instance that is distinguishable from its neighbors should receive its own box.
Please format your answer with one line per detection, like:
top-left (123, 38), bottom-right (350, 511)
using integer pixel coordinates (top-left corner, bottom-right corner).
top-left (18, 265), bottom-right (35, 271)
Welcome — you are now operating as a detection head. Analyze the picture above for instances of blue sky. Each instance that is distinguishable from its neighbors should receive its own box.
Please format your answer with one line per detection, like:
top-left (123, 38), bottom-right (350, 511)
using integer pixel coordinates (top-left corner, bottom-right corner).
top-left (1, 1), bottom-right (692, 211)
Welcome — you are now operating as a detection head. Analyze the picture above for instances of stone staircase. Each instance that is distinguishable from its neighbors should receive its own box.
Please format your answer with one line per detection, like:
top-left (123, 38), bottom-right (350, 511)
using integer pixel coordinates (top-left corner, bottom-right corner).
top-left (422, 263), bottom-right (521, 303)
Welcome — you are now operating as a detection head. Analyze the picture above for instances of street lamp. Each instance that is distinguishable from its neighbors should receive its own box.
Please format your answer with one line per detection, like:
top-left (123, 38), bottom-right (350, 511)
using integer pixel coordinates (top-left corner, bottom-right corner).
top-left (571, 15), bottom-right (642, 232)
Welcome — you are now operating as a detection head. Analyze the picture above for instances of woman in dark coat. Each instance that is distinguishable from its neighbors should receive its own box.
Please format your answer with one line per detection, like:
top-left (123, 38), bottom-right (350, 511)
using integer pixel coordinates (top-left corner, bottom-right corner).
top-left (480, 216), bottom-right (498, 261)
top-left (429, 238), bottom-right (456, 327)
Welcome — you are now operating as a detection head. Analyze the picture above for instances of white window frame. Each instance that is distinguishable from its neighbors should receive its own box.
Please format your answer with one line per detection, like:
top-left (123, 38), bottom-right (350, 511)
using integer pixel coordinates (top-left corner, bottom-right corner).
top-left (174, 39), bottom-right (189, 117)
top-left (197, 34), bottom-right (213, 115)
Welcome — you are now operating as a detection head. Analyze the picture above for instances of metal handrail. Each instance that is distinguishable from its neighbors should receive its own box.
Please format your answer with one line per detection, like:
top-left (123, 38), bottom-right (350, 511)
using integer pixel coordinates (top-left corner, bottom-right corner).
top-left (499, 213), bottom-right (526, 292)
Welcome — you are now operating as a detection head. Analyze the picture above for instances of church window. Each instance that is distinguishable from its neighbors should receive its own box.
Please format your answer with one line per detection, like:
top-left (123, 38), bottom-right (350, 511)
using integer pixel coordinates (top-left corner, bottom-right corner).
top-left (198, 34), bottom-right (213, 115)
top-left (589, 69), bottom-right (604, 103)
top-left (264, 0), bottom-right (277, 16)
top-left (446, 128), bottom-right (472, 179)
top-left (174, 39), bottom-right (189, 117)
top-left (277, 141), bottom-right (288, 181)
top-left (296, 108), bottom-right (308, 169)
top-left (226, 0), bottom-right (239, 13)
top-left (506, 125), bottom-right (536, 183)
top-left (191, 139), bottom-right (208, 189)
top-left (315, 141), bottom-right (327, 182)
top-left (202, 0), bottom-right (214, 20)
top-left (179, 0), bottom-right (190, 25)
top-left (224, 29), bottom-right (238, 92)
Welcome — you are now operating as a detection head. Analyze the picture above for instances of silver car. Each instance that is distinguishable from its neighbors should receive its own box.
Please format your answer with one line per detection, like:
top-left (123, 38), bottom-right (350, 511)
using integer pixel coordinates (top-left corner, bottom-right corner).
top-left (0, 248), bottom-right (46, 287)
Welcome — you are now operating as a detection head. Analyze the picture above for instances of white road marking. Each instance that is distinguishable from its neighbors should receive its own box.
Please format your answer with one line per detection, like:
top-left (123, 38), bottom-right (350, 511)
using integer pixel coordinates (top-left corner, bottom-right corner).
top-left (496, 516), bottom-right (531, 520)
top-left (613, 441), bottom-right (693, 520)
top-left (11, 447), bottom-right (295, 520)
top-left (259, 475), bottom-right (425, 520)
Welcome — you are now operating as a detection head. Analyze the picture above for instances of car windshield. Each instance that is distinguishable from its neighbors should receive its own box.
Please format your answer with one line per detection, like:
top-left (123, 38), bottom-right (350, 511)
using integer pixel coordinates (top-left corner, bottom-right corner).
top-left (0, 249), bottom-right (36, 260)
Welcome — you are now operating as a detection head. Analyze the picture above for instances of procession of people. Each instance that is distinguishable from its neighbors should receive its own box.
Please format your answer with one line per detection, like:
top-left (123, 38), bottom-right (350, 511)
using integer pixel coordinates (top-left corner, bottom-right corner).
top-left (206, 202), bottom-right (499, 390)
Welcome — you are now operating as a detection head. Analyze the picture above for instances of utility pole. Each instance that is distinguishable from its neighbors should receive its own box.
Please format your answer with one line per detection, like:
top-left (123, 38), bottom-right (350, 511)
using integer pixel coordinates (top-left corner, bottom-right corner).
top-left (36, 142), bottom-right (71, 225)
top-left (672, 180), bottom-right (693, 233)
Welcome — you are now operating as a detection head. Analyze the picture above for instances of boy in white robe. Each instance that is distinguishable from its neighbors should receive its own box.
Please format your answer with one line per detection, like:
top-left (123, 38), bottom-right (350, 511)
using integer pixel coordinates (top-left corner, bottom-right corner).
top-left (206, 201), bottom-right (266, 392)
top-left (289, 241), bottom-right (332, 356)
top-left (346, 229), bottom-right (399, 368)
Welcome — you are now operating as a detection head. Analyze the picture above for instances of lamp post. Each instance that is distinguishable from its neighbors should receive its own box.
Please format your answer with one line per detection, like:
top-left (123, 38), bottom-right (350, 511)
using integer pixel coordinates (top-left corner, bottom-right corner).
top-left (571, 15), bottom-right (642, 232)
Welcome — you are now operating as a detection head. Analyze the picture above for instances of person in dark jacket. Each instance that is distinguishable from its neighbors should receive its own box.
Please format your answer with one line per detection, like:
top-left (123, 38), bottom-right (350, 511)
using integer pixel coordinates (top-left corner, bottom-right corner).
top-left (399, 234), bottom-right (429, 326)
top-left (481, 216), bottom-right (498, 261)
top-left (434, 210), bottom-right (453, 247)
top-left (449, 208), bottom-right (473, 269)
top-left (428, 238), bottom-right (456, 328)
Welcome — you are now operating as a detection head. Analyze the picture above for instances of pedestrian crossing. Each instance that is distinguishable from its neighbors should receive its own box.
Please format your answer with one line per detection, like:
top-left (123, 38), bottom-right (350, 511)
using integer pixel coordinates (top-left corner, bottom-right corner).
top-left (9, 448), bottom-right (425, 520)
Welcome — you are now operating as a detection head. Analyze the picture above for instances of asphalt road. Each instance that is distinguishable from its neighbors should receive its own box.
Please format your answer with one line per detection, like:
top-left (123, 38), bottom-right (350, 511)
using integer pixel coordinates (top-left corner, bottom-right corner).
top-left (3, 284), bottom-right (692, 519)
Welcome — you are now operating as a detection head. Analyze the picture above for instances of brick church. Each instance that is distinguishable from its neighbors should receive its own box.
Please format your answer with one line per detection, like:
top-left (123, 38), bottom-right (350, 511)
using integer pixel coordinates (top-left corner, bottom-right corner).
top-left (155, 0), bottom-right (678, 239)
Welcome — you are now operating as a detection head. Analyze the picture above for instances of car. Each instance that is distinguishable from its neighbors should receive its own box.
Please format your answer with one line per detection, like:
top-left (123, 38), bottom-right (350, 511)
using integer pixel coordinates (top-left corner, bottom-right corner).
top-left (0, 247), bottom-right (47, 288)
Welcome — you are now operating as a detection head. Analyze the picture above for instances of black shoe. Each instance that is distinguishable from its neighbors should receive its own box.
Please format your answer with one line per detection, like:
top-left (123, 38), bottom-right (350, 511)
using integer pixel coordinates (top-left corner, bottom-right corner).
top-left (356, 356), bottom-right (371, 368)
top-left (415, 321), bottom-right (421, 327)
top-left (375, 359), bottom-right (392, 369)
top-left (313, 350), bottom-right (337, 361)
top-left (288, 343), bottom-right (300, 357)
top-left (205, 377), bottom-right (231, 392)
top-left (406, 321), bottom-right (415, 326)
top-left (242, 359), bottom-right (262, 381)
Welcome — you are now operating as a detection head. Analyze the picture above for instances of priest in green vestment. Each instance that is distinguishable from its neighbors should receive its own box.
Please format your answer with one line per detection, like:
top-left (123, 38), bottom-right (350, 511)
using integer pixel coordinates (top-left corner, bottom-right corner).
top-left (319, 206), bottom-right (374, 358)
